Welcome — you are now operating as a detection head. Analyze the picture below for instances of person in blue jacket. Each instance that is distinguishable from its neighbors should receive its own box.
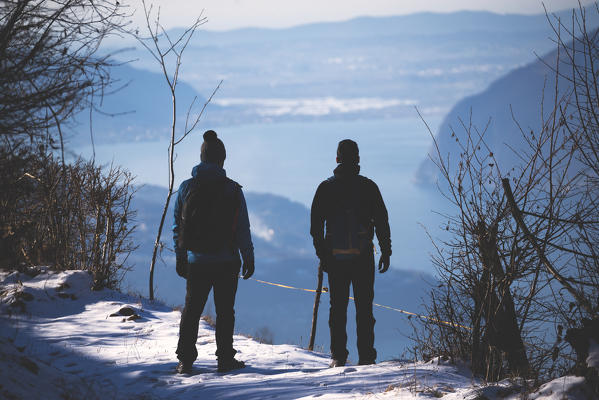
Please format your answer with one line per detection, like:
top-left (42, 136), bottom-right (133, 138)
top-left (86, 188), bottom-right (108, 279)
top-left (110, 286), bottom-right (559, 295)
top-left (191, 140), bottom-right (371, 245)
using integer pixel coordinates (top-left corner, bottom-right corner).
top-left (173, 130), bottom-right (254, 374)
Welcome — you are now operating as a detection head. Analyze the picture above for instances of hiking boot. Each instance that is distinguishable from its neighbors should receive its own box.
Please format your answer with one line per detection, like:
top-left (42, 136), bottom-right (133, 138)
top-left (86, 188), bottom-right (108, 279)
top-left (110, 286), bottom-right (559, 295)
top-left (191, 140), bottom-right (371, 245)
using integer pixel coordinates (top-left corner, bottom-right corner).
top-left (217, 357), bottom-right (245, 373)
top-left (176, 360), bottom-right (193, 374)
top-left (329, 358), bottom-right (346, 368)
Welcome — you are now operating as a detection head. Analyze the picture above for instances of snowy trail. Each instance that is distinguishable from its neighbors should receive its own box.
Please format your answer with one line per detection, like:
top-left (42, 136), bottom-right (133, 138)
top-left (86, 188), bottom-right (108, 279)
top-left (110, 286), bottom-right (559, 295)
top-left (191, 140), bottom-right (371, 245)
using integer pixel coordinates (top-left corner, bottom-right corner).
top-left (1, 269), bottom-right (583, 399)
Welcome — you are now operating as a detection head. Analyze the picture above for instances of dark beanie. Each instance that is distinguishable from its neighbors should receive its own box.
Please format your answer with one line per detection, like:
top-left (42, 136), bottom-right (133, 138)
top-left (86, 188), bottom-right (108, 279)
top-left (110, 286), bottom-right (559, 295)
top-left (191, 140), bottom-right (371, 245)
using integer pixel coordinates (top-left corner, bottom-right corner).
top-left (200, 130), bottom-right (226, 164)
top-left (337, 139), bottom-right (359, 164)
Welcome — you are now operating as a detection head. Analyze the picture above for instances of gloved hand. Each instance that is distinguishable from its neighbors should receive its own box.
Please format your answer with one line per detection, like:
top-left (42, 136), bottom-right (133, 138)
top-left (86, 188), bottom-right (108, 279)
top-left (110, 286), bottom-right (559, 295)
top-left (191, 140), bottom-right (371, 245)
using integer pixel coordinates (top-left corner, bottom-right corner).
top-left (176, 257), bottom-right (188, 279)
top-left (314, 239), bottom-right (329, 272)
top-left (242, 259), bottom-right (255, 280)
top-left (378, 253), bottom-right (390, 273)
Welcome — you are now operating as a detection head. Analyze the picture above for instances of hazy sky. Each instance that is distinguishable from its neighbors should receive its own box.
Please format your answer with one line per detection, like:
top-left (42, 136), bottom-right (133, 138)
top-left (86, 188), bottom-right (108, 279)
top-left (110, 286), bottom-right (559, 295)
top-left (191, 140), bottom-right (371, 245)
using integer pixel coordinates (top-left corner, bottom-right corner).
top-left (127, 0), bottom-right (592, 31)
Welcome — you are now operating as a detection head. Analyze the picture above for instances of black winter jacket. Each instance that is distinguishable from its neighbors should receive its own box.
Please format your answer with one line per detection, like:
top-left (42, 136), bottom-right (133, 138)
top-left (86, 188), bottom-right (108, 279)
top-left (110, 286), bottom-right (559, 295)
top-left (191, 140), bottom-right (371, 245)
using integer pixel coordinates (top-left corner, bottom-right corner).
top-left (310, 163), bottom-right (391, 260)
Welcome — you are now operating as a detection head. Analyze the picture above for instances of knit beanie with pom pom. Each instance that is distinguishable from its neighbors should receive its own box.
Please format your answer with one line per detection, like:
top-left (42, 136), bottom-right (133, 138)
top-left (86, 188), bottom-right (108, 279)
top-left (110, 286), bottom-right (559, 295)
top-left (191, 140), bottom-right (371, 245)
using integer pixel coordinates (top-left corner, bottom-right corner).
top-left (200, 130), bottom-right (226, 164)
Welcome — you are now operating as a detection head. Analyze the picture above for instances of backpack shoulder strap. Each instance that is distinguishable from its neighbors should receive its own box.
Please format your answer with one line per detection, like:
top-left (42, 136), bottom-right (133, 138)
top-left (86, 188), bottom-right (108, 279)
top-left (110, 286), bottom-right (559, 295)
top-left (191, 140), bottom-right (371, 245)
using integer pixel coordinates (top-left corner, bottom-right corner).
top-left (225, 178), bottom-right (242, 240)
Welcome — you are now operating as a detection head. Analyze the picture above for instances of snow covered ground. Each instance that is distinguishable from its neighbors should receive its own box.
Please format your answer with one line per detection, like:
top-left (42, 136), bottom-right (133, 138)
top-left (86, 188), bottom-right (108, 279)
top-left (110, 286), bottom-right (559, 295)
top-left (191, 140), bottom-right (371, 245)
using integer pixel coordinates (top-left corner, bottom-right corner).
top-left (0, 268), bottom-right (594, 399)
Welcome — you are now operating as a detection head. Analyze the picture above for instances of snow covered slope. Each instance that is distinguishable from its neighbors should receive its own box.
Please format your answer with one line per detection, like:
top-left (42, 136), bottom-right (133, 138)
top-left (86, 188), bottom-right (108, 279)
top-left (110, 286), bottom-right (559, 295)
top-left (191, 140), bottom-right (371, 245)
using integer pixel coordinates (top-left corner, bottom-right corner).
top-left (0, 268), bottom-right (593, 399)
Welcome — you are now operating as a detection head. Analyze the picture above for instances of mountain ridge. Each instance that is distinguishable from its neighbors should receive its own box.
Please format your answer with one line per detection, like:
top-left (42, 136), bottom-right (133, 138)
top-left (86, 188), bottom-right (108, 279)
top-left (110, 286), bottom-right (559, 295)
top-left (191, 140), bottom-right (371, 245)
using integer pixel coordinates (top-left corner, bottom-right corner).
top-left (174, 9), bottom-right (583, 41)
top-left (414, 28), bottom-right (581, 185)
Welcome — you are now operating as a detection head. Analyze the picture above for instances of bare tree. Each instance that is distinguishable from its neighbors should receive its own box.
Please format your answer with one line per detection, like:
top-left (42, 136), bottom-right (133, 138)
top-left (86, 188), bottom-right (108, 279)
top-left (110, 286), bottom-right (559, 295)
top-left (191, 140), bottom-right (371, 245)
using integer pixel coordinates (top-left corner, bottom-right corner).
top-left (0, 0), bottom-right (129, 159)
top-left (414, 113), bottom-right (537, 380)
top-left (413, 3), bottom-right (599, 382)
top-left (501, 3), bottom-right (599, 369)
top-left (0, 1), bottom-right (137, 289)
top-left (133, 1), bottom-right (221, 300)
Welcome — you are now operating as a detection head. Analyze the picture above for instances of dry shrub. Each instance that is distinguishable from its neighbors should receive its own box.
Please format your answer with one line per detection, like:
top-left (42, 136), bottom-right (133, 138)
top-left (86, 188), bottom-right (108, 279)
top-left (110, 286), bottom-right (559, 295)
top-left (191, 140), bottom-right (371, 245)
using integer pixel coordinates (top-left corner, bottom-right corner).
top-left (0, 142), bottom-right (137, 289)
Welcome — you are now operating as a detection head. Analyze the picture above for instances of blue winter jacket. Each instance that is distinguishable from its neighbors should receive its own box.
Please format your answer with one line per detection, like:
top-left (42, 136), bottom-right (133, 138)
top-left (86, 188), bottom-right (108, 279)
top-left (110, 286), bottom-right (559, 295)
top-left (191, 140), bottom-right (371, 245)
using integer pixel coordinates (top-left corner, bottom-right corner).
top-left (173, 162), bottom-right (254, 266)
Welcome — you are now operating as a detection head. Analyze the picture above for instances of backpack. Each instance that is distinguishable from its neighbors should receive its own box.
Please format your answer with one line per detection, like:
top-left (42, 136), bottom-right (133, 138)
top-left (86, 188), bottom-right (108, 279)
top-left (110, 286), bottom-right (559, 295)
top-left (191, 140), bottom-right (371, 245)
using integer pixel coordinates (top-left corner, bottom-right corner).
top-left (178, 178), bottom-right (240, 254)
top-left (325, 178), bottom-right (371, 260)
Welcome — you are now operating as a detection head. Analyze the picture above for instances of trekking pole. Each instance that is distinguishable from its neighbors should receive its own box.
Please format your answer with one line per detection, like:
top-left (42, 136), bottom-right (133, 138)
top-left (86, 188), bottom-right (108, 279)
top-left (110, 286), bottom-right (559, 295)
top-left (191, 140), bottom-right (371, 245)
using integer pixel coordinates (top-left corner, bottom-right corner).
top-left (308, 262), bottom-right (324, 351)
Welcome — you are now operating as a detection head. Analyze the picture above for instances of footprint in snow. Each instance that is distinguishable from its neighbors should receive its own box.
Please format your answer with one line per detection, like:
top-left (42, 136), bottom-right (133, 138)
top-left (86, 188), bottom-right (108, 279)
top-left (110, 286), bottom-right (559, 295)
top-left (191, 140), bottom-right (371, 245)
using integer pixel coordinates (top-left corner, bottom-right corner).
top-left (343, 367), bottom-right (357, 373)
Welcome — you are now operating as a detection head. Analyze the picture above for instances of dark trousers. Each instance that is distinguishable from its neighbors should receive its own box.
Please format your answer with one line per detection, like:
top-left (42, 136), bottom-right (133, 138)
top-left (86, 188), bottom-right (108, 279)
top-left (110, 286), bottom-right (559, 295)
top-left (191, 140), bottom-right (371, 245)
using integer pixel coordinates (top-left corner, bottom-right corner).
top-left (176, 261), bottom-right (240, 363)
top-left (327, 252), bottom-right (377, 363)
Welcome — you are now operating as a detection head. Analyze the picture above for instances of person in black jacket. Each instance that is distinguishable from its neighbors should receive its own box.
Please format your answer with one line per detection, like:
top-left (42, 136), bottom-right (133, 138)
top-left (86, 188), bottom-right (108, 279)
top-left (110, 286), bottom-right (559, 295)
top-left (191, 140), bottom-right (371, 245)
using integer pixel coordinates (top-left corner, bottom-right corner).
top-left (173, 130), bottom-right (255, 374)
top-left (310, 139), bottom-right (391, 367)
